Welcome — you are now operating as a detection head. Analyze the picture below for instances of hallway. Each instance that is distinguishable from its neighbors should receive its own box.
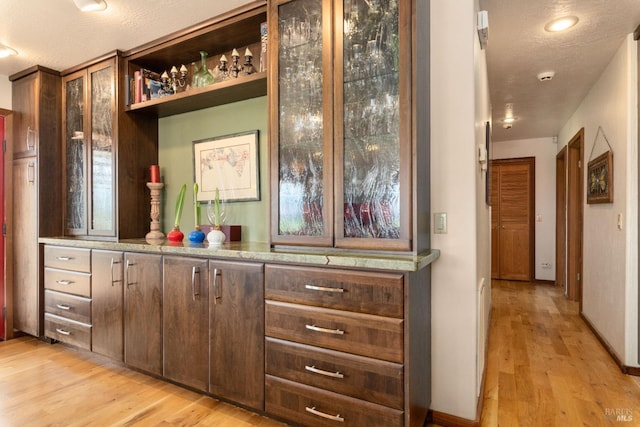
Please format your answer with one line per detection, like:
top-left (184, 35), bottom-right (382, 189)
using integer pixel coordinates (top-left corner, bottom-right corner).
top-left (481, 280), bottom-right (640, 426)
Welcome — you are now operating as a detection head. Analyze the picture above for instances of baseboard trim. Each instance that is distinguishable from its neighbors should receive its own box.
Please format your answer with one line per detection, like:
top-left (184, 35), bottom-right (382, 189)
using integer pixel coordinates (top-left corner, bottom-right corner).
top-left (429, 410), bottom-right (479, 427)
top-left (534, 279), bottom-right (555, 286)
top-left (580, 313), bottom-right (640, 377)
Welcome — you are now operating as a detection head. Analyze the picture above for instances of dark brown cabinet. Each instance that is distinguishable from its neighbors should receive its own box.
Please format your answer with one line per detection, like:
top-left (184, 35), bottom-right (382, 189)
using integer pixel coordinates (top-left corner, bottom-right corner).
top-left (8, 67), bottom-right (62, 338)
top-left (269, 0), bottom-right (429, 253)
top-left (92, 250), bottom-right (124, 360)
top-left (62, 53), bottom-right (157, 239)
top-left (124, 252), bottom-right (162, 375)
top-left (209, 261), bottom-right (264, 410)
top-left (264, 263), bottom-right (431, 426)
top-left (162, 256), bottom-right (209, 391)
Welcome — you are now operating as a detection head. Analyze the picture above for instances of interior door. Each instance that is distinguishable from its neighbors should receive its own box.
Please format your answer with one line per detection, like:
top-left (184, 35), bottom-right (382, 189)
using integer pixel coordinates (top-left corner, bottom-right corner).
top-left (491, 158), bottom-right (535, 281)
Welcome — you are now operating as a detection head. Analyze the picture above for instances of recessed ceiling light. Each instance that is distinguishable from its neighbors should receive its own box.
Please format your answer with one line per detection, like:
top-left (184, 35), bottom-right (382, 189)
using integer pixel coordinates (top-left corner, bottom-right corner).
top-left (502, 117), bottom-right (515, 124)
top-left (544, 16), bottom-right (579, 32)
top-left (0, 44), bottom-right (17, 58)
top-left (73, 0), bottom-right (107, 12)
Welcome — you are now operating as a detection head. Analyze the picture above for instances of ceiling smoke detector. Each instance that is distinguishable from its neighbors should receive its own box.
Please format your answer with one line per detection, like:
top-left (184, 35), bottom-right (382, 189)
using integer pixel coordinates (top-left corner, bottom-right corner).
top-left (537, 71), bottom-right (555, 82)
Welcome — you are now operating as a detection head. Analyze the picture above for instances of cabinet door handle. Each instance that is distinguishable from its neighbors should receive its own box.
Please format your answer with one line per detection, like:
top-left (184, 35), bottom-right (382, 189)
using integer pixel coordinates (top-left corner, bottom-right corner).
top-left (304, 365), bottom-right (344, 379)
top-left (27, 161), bottom-right (35, 183)
top-left (56, 280), bottom-right (73, 286)
top-left (126, 260), bottom-right (136, 287)
top-left (191, 266), bottom-right (200, 301)
top-left (26, 126), bottom-right (37, 151)
top-left (305, 285), bottom-right (345, 293)
top-left (305, 324), bottom-right (345, 335)
top-left (212, 268), bottom-right (221, 304)
top-left (56, 256), bottom-right (73, 261)
top-left (305, 407), bottom-right (344, 422)
top-left (55, 304), bottom-right (71, 311)
top-left (110, 258), bottom-right (122, 286)
top-left (55, 328), bottom-right (71, 336)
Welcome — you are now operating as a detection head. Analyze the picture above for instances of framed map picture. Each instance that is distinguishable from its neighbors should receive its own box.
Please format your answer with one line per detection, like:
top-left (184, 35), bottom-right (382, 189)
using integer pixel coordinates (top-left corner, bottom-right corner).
top-left (587, 150), bottom-right (613, 204)
top-left (193, 130), bottom-right (260, 202)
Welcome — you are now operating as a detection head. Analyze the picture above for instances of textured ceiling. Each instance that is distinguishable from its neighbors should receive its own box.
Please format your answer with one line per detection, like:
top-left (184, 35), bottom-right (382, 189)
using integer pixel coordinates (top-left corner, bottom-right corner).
top-left (480, 0), bottom-right (640, 142)
top-left (0, 0), bottom-right (256, 76)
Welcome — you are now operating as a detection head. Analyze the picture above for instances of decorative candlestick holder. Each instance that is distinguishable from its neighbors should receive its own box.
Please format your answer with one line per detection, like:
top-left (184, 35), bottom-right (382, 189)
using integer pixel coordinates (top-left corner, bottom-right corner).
top-left (146, 182), bottom-right (165, 241)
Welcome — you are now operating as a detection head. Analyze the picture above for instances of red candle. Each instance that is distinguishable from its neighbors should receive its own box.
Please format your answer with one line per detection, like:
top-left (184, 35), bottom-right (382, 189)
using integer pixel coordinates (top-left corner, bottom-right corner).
top-left (150, 165), bottom-right (160, 183)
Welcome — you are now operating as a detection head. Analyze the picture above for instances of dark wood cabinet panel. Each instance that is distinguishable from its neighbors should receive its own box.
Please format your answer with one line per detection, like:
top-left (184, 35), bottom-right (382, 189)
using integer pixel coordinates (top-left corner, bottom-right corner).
top-left (92, 250), bottom-right (124, 360)
top-left (265, 264), bottom-right (404, 317)
top-left (163, 256), bottom-right (209, 391)
top-left (44, 290), bottom-right (91, 324)
top-left (265, 300), bottom-right (403, 364)
top-left (266, 375), bottom-right (404, 427)
top-left (209, 261), bottom-right (264, 410)
top-left (8, 67), bottom-right (62, 339)
top-left (124, 252), bottom-right (162, 375)
top-left (266, 337), bottom-right (403, 409)
top-left (44, 313), bottom-right (91, 351)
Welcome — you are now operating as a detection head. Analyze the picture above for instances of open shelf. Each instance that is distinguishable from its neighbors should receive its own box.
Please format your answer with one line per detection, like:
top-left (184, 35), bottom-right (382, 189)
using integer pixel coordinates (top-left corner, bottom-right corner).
top-left (126, 71), bottom-right (267, 117)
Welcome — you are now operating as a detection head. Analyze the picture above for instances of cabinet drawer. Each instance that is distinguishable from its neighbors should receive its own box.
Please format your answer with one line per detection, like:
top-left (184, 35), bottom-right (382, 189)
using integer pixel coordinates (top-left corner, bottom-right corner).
top-left (265, 265), bottom-right (404, 317)
top-left (44, 246), bottom-right (91, 272)
top-left (266, 375), bottom-right (403, 427)
top-left (44, 290), bottom-right (91, 324)
top-left (266, 337), bottom-right (403, 409)
top-left (44, 313), bottom-right (91, 351)
top-left (266, 301), bottom-right (403, 363)
top-left (45, 267), bottom-right (91, 297)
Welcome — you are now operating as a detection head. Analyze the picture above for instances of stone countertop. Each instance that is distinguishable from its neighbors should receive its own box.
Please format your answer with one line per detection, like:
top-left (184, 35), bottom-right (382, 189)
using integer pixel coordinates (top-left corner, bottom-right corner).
top-left (39, 237), bottom-right (440, 272)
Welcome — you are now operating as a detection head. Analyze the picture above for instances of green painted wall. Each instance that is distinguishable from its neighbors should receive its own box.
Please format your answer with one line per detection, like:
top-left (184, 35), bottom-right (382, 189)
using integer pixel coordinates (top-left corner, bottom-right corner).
top-left (158, 96), bottom-right (269, 242)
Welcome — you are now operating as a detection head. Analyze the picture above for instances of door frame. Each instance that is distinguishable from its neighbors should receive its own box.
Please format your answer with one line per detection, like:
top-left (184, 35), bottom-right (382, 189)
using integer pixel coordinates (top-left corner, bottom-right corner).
top-left (555, 146), bottom-right (567, 290)
top-left (567, 128), bottom-right (584, 307)
top-left (0, 108), bottom-right (11, 340)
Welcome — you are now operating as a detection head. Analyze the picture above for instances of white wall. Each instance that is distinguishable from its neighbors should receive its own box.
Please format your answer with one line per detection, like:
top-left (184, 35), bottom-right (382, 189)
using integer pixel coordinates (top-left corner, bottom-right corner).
top-left (0, 75), bottom-right (11, 109)
top-left (492, 137), bottom-right (557, 281)
top-left (431, 0), bottom-right (491, 420)
top-left (558, 34), bottom-right (638, 367)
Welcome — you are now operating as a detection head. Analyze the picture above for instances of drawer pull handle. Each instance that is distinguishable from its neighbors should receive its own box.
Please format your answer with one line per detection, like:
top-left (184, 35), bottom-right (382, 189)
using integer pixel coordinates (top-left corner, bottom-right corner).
top-left (305, 407), bottom-right (344, 422)
top-left (55, 328), bottom-right (71, 336)
top-left (305, 365), bottom-right (344, 379)
top-left (305, 285), bottom-right (345, 293)
top-left (305, 324), bottom-right (345, 335)
top-left (56, 280), bottom-right (73, 286)
top-left (56, 256), bottom-right (73, 261)
top-left (55, 304), bottom-right (71, 311)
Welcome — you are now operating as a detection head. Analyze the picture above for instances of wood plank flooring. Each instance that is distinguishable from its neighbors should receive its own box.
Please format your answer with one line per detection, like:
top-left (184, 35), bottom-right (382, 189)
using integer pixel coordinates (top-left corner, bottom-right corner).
top-left (480, 280), bottom-right (640, 426)
top-left (0, 338), bottom-right (285, 426)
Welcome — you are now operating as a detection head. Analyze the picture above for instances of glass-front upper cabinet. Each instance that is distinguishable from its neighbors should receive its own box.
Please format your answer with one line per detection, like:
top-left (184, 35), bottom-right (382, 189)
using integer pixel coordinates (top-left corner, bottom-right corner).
top-left (270, 0), bottom-right (333, 247)
top-left (63, 58), bottom-right (115, 237)
top-left (270, 0), bottom-right (411, 251)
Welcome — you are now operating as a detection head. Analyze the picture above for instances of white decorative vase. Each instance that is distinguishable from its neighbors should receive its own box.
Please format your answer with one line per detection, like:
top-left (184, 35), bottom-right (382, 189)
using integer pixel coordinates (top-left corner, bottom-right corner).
top-left (207, 228), bottom-right (226, 246)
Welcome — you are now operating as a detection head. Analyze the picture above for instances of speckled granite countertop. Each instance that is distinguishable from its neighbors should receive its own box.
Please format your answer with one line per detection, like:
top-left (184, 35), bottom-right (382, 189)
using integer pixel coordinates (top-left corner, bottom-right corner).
top-left (39, 237), bottom-right (440, 272)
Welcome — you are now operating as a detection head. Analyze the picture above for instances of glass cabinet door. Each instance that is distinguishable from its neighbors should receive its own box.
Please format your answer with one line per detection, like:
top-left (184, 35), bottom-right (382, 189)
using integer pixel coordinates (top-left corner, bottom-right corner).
top-left (271, 0), bottom-right (333, 246)
top-left (64, 72), bottom-right (87, 235)
top-left (88, 62), bottom-right (115, 235)
top-left (336, 0), bottom-right (410, 250)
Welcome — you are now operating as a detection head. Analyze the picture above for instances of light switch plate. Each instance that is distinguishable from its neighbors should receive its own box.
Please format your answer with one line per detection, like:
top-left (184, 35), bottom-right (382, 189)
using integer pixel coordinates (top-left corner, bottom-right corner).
top-left (434, 212), bottom-right (447, 234)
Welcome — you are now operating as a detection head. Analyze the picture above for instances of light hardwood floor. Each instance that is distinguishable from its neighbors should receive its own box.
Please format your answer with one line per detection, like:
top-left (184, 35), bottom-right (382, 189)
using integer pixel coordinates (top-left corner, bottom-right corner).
top-left (2, 281), bottom-right (639, 426)
top-left (0, 338), bottom-right (285, 426)
top-left (480, 280), bottom-right (640, 426)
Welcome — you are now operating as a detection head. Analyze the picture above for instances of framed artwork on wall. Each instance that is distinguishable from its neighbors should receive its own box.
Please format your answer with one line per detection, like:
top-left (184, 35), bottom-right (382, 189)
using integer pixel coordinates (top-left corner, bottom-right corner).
top-left (193, 130), bottom-right (260, 202)
top-left (586, 150), bottom-right (613, 204)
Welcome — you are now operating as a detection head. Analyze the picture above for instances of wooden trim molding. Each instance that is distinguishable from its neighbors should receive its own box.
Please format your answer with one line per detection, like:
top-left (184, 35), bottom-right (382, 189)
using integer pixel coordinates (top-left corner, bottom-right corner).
top-left (580, 313), bottom-right (640, 377)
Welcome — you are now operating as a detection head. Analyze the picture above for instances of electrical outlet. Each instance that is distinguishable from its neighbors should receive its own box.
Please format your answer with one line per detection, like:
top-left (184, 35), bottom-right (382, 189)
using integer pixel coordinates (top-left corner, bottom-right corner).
top-left (541, 262), bottom-right (552, 269)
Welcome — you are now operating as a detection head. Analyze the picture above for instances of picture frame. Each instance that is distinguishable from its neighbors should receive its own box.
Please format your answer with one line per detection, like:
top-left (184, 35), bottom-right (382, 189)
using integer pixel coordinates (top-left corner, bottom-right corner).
top-left (193, 130), bottom-right (260, 202)
top-left (586, 150), bottom-right (613, 204)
